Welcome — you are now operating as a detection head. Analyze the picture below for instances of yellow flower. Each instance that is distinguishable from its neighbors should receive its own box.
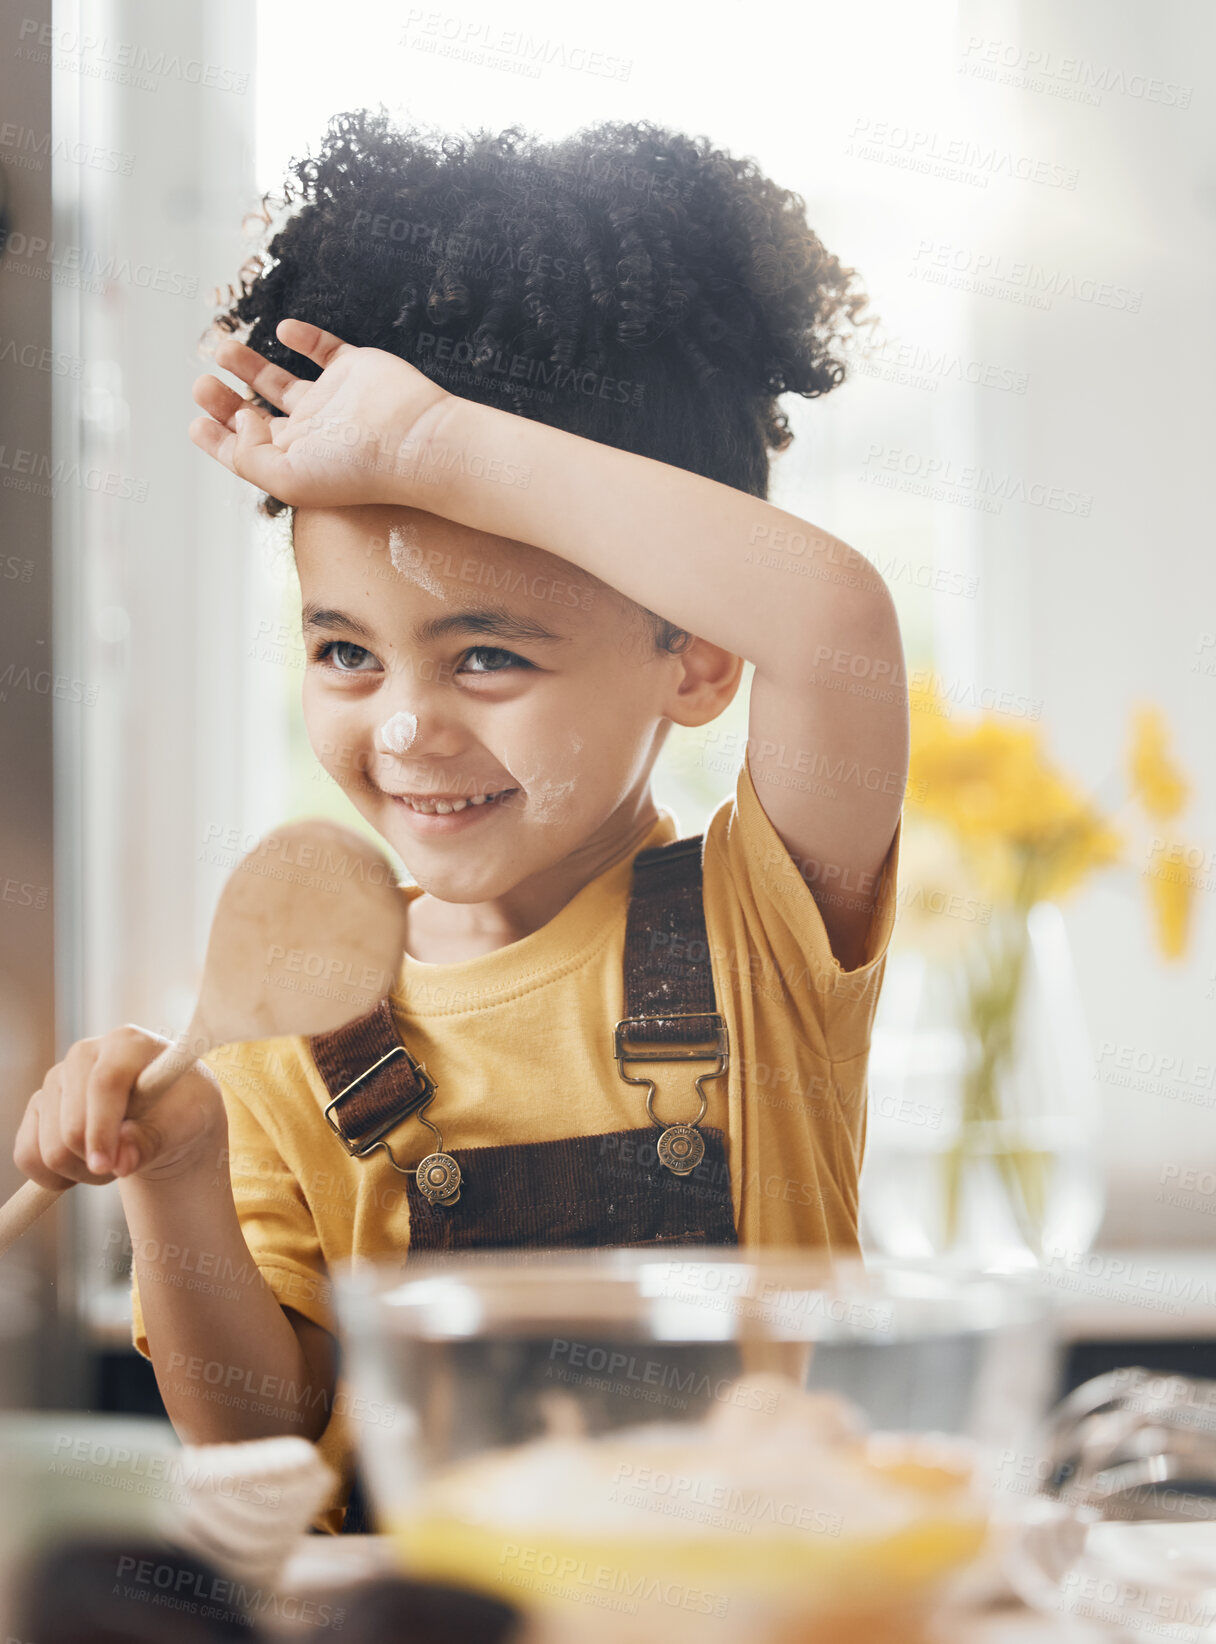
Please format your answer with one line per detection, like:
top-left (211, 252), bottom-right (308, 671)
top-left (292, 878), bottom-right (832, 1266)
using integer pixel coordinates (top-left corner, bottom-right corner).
top-left (1128, 704), bottom-right (1190, 820)
top-left (907, 676), bottom-right (1121, 905)
top-left (1022, 813), bottom-right (1123, 903)
top-left (1144, 848), bottom-right (1198, 960)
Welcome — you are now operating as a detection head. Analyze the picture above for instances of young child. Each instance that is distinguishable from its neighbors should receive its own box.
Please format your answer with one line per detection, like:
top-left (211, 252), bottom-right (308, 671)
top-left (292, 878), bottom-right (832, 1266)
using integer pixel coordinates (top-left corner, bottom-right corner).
top-left (16, 112), bottom-right (908, 1531)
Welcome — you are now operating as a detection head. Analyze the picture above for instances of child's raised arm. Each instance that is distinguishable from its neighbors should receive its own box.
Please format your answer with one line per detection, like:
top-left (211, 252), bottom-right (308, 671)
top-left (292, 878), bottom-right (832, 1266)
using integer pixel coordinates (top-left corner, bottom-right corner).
top-left (190, 318), bottom-right (907, 970)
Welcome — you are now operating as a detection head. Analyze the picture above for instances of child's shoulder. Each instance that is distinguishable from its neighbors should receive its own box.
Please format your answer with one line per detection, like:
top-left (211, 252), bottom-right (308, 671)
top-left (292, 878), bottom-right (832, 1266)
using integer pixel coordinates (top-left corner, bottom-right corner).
top-left (203, 1034), bottom-right (320, 1112)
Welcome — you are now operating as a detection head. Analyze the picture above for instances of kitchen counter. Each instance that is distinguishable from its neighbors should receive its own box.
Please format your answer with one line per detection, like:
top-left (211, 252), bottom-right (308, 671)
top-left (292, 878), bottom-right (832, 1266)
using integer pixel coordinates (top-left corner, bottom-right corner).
top-left (267, 1536), bottom-right (1120, 1642)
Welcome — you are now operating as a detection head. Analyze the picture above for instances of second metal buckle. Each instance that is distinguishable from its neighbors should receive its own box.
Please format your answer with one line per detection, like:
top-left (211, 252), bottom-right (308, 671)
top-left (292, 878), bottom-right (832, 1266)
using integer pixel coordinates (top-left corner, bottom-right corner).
top-left (613, 1012), bottom-right (729, 1176)
top-left (323, 1046), bottom-right (461, 1205)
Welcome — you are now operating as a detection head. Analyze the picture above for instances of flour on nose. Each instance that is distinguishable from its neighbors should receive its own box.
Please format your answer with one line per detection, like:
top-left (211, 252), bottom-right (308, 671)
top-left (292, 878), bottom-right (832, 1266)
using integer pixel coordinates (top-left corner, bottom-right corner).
top-left (379, 710), bottom-right (418, 754)
top-left (388, 524), bottom-right (446, 599)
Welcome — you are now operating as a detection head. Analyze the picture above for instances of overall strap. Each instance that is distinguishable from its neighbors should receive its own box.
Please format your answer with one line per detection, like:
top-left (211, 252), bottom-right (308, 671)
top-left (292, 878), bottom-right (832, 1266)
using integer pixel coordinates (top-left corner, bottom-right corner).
top-left (310, 996), bottom-right (435, 1157)
top-left (623, 833), bottom-right (717, 1027)
top-left (614, 833), bottom-right (728, 1176)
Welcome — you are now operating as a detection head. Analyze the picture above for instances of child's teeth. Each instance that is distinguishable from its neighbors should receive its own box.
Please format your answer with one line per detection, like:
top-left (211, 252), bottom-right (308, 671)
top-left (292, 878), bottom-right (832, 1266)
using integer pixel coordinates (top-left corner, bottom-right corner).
top-left (401, 789), bottom-right (513, 814)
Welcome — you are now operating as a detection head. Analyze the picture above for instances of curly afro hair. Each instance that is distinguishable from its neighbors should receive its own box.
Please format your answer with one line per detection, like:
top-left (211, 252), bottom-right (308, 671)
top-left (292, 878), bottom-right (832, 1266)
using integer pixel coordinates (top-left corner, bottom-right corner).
top-left (218, 108), bottom-right (872, 519)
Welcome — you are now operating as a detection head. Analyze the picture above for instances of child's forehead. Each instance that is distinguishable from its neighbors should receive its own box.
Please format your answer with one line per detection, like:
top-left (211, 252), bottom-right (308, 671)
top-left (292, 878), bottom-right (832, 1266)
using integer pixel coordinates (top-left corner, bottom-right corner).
top-left (292, 504), bottom-right (631, 637)
top-left (295, 503), bottom-right (584, 583)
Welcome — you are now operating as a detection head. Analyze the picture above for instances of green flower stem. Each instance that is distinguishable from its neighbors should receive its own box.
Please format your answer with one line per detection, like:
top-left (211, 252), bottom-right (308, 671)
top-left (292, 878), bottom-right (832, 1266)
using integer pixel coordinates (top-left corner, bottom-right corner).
top-left (941, 853), bottom-right (1050, 1255)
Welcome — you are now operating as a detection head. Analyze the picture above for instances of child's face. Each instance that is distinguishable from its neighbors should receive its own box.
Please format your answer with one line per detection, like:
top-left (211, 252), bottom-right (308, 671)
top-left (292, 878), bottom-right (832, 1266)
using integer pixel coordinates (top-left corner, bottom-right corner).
top-left (293, 504), bottom-right (716, 902)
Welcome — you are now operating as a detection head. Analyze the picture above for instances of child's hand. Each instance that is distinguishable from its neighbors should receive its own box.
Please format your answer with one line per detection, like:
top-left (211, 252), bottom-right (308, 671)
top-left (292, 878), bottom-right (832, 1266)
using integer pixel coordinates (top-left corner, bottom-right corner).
top-left (14, 1026), bottom-right (227, 1190)
top-left (188, 317), bottom-right (452, 508)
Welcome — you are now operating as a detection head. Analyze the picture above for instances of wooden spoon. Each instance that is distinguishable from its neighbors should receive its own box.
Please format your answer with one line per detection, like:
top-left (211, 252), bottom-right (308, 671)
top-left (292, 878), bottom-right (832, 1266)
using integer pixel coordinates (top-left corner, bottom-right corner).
top-left (0, 819), bottom-right (408, 1255)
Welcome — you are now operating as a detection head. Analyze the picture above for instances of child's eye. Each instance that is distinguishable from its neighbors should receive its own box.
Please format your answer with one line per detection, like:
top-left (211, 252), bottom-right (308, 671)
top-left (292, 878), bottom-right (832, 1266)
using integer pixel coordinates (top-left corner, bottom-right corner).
top-left (315, 640), bottom-right (380, 673)
top-left (460, 646), bottom-right (532, 675)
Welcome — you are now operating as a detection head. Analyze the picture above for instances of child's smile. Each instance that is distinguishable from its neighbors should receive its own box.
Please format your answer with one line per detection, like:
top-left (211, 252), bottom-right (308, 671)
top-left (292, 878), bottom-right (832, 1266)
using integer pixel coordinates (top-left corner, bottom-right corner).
top-left (388, 784), bottom-right (519, 828)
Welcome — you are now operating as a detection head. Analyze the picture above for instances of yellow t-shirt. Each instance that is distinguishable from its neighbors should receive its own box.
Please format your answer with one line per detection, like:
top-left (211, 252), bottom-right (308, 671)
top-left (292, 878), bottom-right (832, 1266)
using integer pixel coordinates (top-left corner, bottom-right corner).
top-left (131, 750), bottom-right (901, 1530)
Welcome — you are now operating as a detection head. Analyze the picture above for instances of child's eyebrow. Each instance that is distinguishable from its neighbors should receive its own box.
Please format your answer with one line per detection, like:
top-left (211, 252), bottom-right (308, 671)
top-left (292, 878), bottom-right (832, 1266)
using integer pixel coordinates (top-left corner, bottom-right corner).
top-left (301, 606), bottom-right (379, 642)
top-left (301, 603), bottom-right (570, 647)
top-left (415, 608), bottom-right (571, 646)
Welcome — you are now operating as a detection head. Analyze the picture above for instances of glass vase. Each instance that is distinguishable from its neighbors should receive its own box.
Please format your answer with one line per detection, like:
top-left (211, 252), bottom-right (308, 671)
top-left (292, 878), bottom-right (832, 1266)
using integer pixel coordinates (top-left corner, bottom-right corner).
top-left (860, 902), bottom-right (1104, 1270)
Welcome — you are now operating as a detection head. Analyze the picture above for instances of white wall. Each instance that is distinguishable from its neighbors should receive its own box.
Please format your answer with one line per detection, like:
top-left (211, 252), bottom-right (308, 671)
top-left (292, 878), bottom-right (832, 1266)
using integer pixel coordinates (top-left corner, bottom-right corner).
top-left (959, 0), bottom-right (1215, 1241)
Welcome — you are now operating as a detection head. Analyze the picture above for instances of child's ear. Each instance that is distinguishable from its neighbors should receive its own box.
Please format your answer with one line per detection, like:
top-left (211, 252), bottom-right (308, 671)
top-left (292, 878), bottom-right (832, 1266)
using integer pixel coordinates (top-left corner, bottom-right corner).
top-left (667, 640), bottom-right (745, 727)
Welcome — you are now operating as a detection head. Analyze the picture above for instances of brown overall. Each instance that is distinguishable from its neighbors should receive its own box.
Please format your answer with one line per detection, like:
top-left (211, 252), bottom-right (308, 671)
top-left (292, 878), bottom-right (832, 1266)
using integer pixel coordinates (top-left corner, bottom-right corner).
top-left (306, 831), bottom-right (740, 1531)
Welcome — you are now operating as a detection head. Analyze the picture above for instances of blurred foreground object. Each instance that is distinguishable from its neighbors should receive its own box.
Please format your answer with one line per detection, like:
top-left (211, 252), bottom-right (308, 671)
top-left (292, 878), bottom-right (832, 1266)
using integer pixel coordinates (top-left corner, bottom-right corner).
top-left (333, 1251), bottom-right (1053, 1644)
top-left (11, 1539), bottom-right (259, 1642)
top-left (1007, 1365), bottom-right (1216, 1640)
top-left (0, 1416), bottom-right (334, 1633)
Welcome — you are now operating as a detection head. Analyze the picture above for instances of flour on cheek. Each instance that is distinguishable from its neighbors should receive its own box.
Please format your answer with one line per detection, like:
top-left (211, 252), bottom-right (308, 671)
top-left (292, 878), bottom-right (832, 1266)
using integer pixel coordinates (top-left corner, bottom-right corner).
top-left (501, 730), bottom-right (583, 825)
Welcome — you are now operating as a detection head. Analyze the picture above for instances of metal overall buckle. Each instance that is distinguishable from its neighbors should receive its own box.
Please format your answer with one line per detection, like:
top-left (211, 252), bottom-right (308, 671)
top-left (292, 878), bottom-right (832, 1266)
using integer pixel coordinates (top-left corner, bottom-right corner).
top-left (613, 1012), bottom-right (729, 1176)
top-left (322, 1045), bottom-right (462, 1206)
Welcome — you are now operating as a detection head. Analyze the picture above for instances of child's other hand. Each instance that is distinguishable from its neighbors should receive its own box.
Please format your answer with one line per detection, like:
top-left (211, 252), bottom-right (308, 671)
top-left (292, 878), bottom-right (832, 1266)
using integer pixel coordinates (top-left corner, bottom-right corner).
top-left (14, 1026), bottom-right (227, 1190)
top-left (188, 317), bottom-right (452, 508)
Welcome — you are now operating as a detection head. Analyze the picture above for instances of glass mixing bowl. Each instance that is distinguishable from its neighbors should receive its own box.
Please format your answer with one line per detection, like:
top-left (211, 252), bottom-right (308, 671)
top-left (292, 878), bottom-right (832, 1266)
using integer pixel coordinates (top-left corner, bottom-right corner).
top-left (334, 1250), bottom-right (1052, 1644)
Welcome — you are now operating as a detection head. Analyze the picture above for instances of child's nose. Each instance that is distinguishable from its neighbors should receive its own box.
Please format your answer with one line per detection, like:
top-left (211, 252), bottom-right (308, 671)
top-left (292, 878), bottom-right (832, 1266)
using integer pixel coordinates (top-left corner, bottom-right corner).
top-left (377, 710), bottom-right (417, 755)
top-left (369, 696), bottom-right (471, 768)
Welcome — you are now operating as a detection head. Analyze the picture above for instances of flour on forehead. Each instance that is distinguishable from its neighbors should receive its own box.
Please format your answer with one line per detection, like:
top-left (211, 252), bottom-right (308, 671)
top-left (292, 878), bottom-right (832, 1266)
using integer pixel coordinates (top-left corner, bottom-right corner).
top-left (388, 523), bottom-right (446, 599)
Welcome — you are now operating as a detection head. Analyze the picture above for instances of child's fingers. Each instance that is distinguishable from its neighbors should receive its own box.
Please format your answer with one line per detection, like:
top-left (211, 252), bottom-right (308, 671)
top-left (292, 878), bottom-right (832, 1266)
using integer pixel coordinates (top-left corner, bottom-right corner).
top-left (193, 376), bottom-right (294, 459)
top-left (14, 1092), bottom-right (73, 1191)
top-left (233, 406), bottom-right (276, 459)
top-left (192, 373), bottom-right (248, 429)
top-left (56, 1067), bottom-right (92, 1166)
top-left (82, 1035), bottom-right (154, 1173)
top-left (55, 1038), bottom-right (104, 1164)
top-left (188, 413), bottom-right (233, 465)
top-left (214, 337), bottom-right (312, 414)
top-left (188, 411), bottom-right (284, 494)
top-left (114, 1120), bottom-right (144, 1178)
top-left (35, 1083), bottom-right (103, 1185)
top-left (276, 317), bottom-right (356, 373)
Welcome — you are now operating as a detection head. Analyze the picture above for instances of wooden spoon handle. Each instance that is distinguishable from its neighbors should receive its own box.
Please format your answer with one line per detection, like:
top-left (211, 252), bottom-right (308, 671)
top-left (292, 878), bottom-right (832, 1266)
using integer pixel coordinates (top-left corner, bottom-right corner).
top-left (0, 1179), bottom-right (64, 1257)
top-left (133, 1035), bottom-right (202, 1105)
